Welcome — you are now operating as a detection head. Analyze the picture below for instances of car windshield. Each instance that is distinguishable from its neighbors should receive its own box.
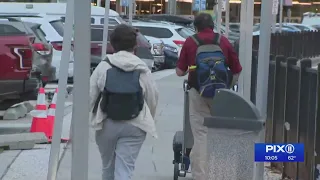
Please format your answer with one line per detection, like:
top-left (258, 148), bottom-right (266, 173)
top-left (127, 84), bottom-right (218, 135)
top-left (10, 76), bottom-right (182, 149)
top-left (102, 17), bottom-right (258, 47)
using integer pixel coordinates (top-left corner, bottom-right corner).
top-left (175, 27), bottom-right (195, 38)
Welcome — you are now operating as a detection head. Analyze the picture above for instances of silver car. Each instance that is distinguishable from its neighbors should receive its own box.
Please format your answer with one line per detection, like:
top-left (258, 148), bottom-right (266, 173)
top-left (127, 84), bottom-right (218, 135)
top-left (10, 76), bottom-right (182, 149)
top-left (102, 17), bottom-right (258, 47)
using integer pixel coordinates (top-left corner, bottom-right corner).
top-left (25, 22), bottom-right (55, 84)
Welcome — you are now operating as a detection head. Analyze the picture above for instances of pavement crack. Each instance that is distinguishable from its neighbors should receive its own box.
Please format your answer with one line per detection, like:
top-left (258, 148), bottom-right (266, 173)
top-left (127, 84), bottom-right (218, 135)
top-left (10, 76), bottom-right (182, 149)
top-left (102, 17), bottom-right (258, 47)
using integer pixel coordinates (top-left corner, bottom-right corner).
top-left (0, 150), bottom-right (22, 180)
top-left (151, 146), bottom-right (157, 172)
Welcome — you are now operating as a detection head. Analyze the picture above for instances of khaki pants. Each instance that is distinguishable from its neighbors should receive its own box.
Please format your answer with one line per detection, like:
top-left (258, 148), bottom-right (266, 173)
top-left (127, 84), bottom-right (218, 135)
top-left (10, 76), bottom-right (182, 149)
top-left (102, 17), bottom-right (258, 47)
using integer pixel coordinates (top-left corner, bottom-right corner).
top-left (189, 88), bottom-right (213, 180)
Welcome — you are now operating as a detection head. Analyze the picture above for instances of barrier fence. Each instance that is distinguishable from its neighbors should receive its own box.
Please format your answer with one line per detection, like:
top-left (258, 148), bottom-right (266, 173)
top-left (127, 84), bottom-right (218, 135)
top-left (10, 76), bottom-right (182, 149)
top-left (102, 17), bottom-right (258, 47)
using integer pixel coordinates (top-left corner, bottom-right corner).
top-left (252, 30), bottom-right (320, 59)
top-left (248, 31), bottom-right (320, 179)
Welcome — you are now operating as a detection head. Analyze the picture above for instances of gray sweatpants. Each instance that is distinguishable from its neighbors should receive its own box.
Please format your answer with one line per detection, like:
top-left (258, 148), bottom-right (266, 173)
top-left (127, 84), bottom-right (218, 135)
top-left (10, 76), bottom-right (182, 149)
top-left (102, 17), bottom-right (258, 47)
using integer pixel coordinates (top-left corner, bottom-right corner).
top-left (95, 119), bottom-right (146, 180)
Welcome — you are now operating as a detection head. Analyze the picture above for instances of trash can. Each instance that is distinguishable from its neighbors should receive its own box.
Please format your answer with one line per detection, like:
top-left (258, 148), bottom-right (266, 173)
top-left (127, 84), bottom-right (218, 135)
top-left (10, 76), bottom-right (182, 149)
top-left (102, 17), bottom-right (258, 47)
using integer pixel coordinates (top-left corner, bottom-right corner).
top-left (203, 89), bottom-right (265, 180)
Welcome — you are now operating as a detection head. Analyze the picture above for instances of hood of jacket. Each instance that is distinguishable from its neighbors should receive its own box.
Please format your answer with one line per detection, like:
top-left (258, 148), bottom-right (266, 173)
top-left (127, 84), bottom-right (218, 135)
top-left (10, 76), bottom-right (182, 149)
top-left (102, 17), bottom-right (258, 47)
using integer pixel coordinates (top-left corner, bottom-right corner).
top-left (107, 51), bottom-right (151, 73)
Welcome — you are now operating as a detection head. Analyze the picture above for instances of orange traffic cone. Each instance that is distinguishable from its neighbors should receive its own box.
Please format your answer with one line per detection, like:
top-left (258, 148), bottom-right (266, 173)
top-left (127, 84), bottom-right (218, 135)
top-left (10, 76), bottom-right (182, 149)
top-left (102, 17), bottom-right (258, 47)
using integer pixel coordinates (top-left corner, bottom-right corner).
top-left (30, 88), bottom-right (49, 140)
top-left (47, 88), bottom-right (69, 143)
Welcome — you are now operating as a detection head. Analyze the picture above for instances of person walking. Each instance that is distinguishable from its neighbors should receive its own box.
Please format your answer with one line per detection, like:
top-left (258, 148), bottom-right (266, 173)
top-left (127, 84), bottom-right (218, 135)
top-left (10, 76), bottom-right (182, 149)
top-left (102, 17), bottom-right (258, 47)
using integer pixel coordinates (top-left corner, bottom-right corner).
top-left (175, 13), bottom-right (242, 180)
top-left (89, 24), bottom-right (159, 180)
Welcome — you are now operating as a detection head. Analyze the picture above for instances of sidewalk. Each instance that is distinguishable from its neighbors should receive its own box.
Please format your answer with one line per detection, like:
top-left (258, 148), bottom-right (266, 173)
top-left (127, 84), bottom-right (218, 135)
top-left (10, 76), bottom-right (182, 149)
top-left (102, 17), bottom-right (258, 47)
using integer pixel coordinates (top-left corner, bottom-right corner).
top-left (56, 73), bottom-right (192, 180)
top-left (0, 70), bottom-right (282, 179)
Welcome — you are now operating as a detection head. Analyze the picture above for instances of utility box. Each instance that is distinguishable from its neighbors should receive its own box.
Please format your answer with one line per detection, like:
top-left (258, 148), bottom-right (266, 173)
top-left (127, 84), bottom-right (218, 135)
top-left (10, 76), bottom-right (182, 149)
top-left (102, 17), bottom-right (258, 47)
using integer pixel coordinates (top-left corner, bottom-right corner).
top-left (203, 89), bottom-right (265, 180)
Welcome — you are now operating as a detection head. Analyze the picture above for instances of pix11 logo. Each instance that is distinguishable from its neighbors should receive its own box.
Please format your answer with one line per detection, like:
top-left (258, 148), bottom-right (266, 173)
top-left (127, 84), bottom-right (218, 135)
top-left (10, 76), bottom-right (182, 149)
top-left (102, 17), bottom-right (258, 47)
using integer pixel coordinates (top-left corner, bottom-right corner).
top-left (254, 143), bottom-right (304, 162)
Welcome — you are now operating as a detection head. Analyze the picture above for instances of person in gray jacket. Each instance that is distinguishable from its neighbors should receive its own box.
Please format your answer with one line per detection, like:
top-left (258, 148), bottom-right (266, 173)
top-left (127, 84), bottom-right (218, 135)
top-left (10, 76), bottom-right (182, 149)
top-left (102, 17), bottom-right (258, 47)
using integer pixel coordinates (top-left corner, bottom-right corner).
top-left (89, 24), bottom-right (159, 180)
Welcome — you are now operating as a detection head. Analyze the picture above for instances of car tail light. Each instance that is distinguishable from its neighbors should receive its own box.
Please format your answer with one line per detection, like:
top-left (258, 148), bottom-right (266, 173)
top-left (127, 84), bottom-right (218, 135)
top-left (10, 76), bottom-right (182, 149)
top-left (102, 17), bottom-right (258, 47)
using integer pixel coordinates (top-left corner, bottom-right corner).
top-left (33, 43), bottom-right (51, 55)
top-left (13, 47), bottom-right (33, 70)
top-left (42, 76), bottom-right (49, 82)
top-left (173, 40), bottom-right (185, 47)
top-left (51, 41), bottom-right (63, 51)
top-left (51, 41), bottom-right (74, 51)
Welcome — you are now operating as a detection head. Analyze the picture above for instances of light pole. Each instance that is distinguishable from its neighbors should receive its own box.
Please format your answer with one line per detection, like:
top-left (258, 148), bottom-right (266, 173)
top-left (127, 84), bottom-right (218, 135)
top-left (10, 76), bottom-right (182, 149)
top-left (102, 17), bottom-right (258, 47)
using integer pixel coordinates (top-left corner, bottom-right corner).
top-left (254, 0), bottom-right (273, 178)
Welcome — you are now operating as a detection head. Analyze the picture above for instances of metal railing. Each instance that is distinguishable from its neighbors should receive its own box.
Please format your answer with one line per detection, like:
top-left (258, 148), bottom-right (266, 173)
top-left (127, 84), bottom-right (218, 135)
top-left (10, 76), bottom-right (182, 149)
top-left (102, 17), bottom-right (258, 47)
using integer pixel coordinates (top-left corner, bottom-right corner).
top-left (252, 30), bottom-right (320, 59)
top-left (248, 30), bottom-right (320, 180)
top-left (264, 57), bottom-right (320, 180)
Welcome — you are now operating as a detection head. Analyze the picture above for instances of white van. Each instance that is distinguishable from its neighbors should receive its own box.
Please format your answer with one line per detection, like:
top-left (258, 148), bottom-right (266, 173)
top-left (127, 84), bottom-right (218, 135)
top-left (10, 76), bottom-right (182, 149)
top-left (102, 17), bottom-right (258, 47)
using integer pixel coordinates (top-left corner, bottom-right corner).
top-left (0, 3), bottom-right (126, 25)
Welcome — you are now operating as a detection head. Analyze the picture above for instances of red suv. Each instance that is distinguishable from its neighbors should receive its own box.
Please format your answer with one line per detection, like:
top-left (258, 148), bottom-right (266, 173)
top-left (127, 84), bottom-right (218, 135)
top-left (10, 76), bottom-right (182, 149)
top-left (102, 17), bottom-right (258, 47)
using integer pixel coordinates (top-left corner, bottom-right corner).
top-left (0, 18), bottom-right (41, 109)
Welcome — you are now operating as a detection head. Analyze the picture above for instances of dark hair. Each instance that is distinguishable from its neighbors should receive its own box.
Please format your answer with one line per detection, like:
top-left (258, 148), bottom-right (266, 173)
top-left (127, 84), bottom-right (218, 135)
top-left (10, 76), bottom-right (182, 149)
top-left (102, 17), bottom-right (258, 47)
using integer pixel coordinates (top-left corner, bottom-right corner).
top-left (110, 24), bottom-right (137, 52)
top-left (193, 13), bottom-right (214, 31)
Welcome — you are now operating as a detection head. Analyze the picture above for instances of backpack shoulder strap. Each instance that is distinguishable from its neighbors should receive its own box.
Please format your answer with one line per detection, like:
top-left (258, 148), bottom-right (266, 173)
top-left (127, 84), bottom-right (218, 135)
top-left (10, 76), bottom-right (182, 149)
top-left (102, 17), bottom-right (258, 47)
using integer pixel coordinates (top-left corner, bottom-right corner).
top-left (103, 56), bottom-right (117, 69)
top-left (190, 34), bottom-right (204, 46)
top-left (213, 33), bottom-right (221, 45)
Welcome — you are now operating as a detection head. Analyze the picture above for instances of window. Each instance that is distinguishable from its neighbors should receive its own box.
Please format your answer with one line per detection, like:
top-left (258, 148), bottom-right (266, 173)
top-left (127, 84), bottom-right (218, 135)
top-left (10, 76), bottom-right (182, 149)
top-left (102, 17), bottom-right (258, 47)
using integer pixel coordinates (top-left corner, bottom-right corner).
top-left (133, 26), bottom-right (173, 38)
top-left (50, 20), bottom-right (64, 37)
top-left (100, 18), bottom-right (119, 25)
top-left (61, 16), bottom-right (94, 24)
top-left (32, 26), bottom-right (47, 43)
top-left (90, 28), bottom-right (114, 41)
top-left (136, 32), bottom-right (150, 47)
top-left (175, 27), bottom-right (195, 39)
top-left (0, 24), bottom-right (24, 35)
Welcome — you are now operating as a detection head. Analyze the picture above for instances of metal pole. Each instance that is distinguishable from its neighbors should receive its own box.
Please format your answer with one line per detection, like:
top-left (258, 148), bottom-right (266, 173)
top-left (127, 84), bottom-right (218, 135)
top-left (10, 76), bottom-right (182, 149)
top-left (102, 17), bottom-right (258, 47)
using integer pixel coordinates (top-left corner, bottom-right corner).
top-left (271, 15), bottom-right (276, 33)
top-left (243, 0), bottom-right (254, 100)
top-left (97, 0), bottom-right (101, 7)
top-left (254, 0), bottom-right (273, 178)
top-left (216, 0), bottom-right (222, 34)
top-left (225, 0), bottom-right (230, 38)
top-left (71, 0), bottom-right (91, 178)
top-left (47, 0), bottom-right (74, 179)
top-left (237, 0), bottom-right (247, 96)
top-left (101, 0), bottom-right (110, 59)
top-left (128, 0), bottom-right (133, 25)
top-left (279, 0), bottom-right (283, 32)
top-left (133, 0), bottom-right (136, 15)
top-left (214, 2), bottom-right (218, 25)
top-left (271, 0), bottom-right (278, 33)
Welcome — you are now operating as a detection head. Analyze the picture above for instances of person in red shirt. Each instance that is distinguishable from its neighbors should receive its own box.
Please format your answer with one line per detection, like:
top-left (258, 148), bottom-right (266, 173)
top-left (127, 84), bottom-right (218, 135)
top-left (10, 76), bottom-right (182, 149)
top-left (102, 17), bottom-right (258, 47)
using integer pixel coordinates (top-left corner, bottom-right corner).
top-left (176, 13), bottom-right (242, 180)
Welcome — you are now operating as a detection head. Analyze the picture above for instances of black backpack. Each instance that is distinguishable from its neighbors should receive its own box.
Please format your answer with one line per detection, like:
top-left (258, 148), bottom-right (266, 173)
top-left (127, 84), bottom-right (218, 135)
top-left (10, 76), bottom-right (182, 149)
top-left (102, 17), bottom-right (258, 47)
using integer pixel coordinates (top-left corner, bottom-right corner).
top-left (94, 58), bottom-right (144, 121)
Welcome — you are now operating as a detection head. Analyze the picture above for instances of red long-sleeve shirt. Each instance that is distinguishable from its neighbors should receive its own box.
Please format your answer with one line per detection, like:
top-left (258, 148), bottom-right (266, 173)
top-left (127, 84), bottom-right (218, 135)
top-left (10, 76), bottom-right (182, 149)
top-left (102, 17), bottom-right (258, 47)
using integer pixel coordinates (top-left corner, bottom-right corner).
top-left (176, 28), bottom-right (242, 88)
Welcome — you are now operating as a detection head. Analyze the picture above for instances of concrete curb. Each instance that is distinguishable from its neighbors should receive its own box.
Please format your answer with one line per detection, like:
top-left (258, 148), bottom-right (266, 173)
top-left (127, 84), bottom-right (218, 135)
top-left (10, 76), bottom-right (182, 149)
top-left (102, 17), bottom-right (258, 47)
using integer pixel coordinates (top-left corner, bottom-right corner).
top-left (0, 133), bottom-right (47, 150)
top-left (1, 101), bottom-right (35, 120)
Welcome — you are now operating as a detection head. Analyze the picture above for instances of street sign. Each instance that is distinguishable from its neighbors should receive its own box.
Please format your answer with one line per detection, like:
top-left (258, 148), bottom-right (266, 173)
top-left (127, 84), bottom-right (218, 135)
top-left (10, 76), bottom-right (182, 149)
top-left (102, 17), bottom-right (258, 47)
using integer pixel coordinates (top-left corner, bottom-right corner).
top-left (272, 0), bottom-right (279, 15)
top-left (193, 0), bottom-right (206, 11)
top-left (221, 0), bottom-right (226, 12)
top-left (120, 0), bottom-right (129, 7)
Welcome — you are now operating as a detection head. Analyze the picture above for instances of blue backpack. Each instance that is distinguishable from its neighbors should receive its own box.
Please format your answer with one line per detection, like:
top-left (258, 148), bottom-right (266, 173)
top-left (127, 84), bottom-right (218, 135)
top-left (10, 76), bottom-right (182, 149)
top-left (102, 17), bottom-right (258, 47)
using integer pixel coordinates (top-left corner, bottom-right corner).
top-left (191, 33), bottom-right (232, 98)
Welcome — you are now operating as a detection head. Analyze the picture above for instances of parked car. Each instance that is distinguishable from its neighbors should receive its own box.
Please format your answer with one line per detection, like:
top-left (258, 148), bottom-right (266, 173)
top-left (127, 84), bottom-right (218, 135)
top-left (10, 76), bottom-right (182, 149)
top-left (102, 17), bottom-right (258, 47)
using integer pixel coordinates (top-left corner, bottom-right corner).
top-left (0, 16), bottom-right (55, 84)
top-left (24, 21), bottom-right (55, 85)
top-left (312, 24), bottom-right (320, 30)
top-left (90, 25), bottom-right (155, 70)
top-left (253, 23), bottom-right (301, 35)
top-left (302, 12), bottom-right (320, 26)
top-left (286, 23), bottom-right (318, 31)
top-left (144, 14), bottom-right (193, 27)
top-left (132, 21), bottom-right (195, 56)
top-left (184, 23), bottom-right (240, 44)
top-left (0, 18), bottom-right (41, 108)
top-left (19, 16), bottom-right (75, 83)
top-left (0, 15), bottom-right (75, 83)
